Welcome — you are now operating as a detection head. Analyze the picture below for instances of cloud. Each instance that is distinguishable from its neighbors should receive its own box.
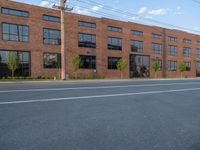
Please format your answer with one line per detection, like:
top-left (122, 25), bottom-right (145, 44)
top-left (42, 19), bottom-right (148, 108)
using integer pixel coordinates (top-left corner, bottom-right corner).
top-left (73, 6), bottom-right (90, 15)
top-left (138, 7), bottom-right (147, 14)
top-left (39, 1), bottom-right (50, 7)
top-left (91, 5), bottom-right (102, 12)
top-left (148, 8), bottom-right (171, 16)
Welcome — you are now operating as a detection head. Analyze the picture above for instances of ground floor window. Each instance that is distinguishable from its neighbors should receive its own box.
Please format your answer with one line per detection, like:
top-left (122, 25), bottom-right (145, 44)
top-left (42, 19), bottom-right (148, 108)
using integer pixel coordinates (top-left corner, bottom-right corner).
top-left (168, 60), bottom-right (177, 71)
top-left (184, 62), bottom-right (191, 71)
top-left (0, 50), bottom-right (30, 78)
top-left (43, 53), bottom-right (61, 68)
top-left (108, 57), bottom-right (121, 70)
top-left (196, 62), bottom-right (200, 77)
top-left (79, 55), bottom-right (96, 69)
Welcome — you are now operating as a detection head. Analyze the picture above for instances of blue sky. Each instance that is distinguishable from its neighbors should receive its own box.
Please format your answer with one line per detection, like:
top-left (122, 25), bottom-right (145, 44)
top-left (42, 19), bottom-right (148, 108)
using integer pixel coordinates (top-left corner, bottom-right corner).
top-left (13, 0), bottom-right (200, 33)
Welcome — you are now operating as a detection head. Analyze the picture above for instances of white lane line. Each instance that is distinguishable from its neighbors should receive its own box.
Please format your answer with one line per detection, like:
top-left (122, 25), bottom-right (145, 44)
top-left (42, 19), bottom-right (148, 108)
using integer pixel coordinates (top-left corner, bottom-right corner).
top-left (0, 82), bottom-right (200, 93)
top-left (0, 87), bottom-right (200, 105)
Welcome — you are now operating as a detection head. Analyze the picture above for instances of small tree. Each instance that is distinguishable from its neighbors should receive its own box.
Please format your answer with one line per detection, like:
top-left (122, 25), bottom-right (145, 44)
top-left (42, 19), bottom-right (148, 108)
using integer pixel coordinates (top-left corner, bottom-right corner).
top-left (116, 58), bottom-right (127, 79)
top-left (6, 52), bottom-right (20, 79)
top-left (152, 61), bottom-right (160, 78)
top-left (178, 62), bottom-right (186, 78)
top-left (72, 55), bottom-right (81, 79)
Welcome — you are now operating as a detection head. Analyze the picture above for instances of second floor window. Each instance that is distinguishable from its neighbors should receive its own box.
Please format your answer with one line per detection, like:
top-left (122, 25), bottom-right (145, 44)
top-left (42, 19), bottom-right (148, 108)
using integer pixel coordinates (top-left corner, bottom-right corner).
top-left (168, 45), bottom-right (177, 56)
top-left (78, 33), bottom-right (96, 48)
top-left (2, 23), bottom-right (29, 42)
top-left (1, 7), bottom-right (29, 17)
top-left (183, 47), bottom-right (191, 57)
top-left (43, 15), bottom-right (60, 23)
top-left (108, 37), bottom-right (122, 51)
top-left (43, 28), bottom-right (61, 45)
top-left (197, 49), bottom-right (200, 58)
top-left (131, 40), bottom-right (143, 53)
top-left (152, 43), bottom-right (162, 54)
top-left (107, 26), bottom-right (122, 32)
top-left (78, 21), bottom-right (96, 28)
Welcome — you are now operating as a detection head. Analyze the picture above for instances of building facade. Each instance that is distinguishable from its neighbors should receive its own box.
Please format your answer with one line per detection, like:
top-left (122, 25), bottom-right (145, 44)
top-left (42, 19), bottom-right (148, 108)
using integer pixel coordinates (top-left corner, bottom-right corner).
top-left (1, 0), bottom-right (200, 79)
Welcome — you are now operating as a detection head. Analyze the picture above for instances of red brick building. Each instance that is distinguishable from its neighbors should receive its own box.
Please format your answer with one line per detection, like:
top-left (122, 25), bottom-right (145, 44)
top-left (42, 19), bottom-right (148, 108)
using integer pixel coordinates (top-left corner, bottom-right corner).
top-left (1, 0), bottom-right (200, 79)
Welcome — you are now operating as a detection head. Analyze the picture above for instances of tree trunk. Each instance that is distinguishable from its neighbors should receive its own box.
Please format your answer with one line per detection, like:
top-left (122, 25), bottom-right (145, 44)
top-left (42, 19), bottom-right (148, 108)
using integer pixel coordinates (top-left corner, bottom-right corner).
top-left (155, 72), bottom-right (157, 79)
top-left (181, 72), bottom-right (183, 78)
top-left (120, 71), bottom-right (123, 79)
top-left (75, 72), bottom-right (77, 79)
top-left (12, 70), bottom-right (14, 80)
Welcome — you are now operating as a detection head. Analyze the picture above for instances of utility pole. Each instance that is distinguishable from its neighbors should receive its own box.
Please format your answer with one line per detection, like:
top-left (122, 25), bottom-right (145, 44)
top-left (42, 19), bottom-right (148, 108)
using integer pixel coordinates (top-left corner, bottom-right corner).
top-left (53, 0), bottom-right (73, 80)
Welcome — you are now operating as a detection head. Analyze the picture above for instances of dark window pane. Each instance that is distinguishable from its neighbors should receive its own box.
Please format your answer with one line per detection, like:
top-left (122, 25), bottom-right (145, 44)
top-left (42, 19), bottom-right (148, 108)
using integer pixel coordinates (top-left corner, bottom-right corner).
top-left (107, 37), bottom-right (122, 51)
top-left (131, 40), bottom-right (143, 53)
top-left (78, 33), bottom-right (96, 48)
top-left (43, 28), bottom-right (61, 45)
top-left (43, 15), bottom-right (60, 23)
top-left (108, 57), bottom-right (121, 70)
top-left (79, 55), bottom-right (96, 69)
top-left (1, 7), bottom-right (29, 17)
top-left (43, 53), bottom-right (61, 68)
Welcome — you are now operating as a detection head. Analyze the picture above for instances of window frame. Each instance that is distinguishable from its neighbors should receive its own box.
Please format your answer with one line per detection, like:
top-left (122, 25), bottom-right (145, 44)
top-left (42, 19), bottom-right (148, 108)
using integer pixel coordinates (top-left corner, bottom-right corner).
top-left (1, 7), bottom-right (29, 18)
top-left (43, 28), bottom-right (61, 45)
top-left (107, 37), bottom-right (122, 51)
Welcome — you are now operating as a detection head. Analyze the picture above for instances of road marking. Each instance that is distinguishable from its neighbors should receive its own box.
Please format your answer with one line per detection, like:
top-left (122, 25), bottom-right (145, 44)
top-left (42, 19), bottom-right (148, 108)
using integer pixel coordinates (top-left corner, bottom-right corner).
top-left (0, 87), bottom-right (200, 105)
top-left (0, 82), bottom-right (200, 93)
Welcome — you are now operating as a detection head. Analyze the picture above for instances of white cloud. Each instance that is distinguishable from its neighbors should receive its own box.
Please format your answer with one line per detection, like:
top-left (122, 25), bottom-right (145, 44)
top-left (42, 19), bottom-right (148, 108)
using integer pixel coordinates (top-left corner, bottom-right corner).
top-left (138, 7), bottom-right (147, 14)
top-left (91, 5), bottom-right (102, 12)
top-left (148, 8), bottom-right (171, 16)
top-left (39, 1), bottom-right (50, 7)
top-left (73, 6), bottom-right (90, 15)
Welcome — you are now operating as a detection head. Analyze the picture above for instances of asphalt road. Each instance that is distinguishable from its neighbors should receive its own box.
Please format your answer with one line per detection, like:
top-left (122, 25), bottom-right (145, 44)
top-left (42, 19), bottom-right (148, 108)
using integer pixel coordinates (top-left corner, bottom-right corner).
top-left (0, 79), bottom-right (200, 150)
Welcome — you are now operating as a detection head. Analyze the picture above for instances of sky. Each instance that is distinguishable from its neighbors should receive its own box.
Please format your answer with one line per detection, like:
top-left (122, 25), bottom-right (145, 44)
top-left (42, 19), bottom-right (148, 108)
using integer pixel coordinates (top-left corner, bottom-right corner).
top-left (13, 0), bottom-right (200, 34)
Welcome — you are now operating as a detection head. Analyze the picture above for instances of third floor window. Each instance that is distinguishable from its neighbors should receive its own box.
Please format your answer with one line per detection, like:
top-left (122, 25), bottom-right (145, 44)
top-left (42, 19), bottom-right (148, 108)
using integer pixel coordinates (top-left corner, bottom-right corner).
top-left (43, 15), bottom-right (60, 23)
top-left (131, 30), bottom-right (143, 36)
top-left (168, 36), bottom-right (177, 42)
top-left (183, 39), bottom-right (192, 44)
top-left (78, 21), bottom-right (96, 28)
top-left (107, 26), bottom-right (122, 32)
top-left (1, 7), bottom-right (29, 17)
top-left (152, 33), bottom-right (162, 39)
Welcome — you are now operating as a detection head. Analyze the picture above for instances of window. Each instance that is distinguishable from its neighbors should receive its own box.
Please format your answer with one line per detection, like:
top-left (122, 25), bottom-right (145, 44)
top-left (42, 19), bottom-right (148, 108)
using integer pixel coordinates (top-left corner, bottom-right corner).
top-left (184, 62), bottom-right (191, 71)
top-left (183, 47), bottom-right (191, 57)
top-left (107, 26), bottom-right (122, 32)
top-left (43, 28), bottom-right (61, 45)
top-left (152, 59), bottom-right (162, 70)
top-left (168, 36), bottom-right (177, 42)
top-left (43, 53), bottom-right (61, 68)
top-left (197, 49), bottom-right (200, 58)
top-left (131, 40), bottom-right (143, 53)
top-left (168, 45), bottom-right (177, 56)
top-left (152, 43), bottom-right (162, 54)
top-left (78, 33), bottom-right (96, 48)
top-left (1, 7), bottom-right (29, 17)
top-left (78, 21), bottom-right (96, 28)
top-left (79, 55), bottom-right (96, 69)
top-left (168, 61), bottom-right (177, 71)
top-left (131, 30), bottom-right (143, 36)
top-left (183, 39), bottom-right (191, 44)
top-left (152, 33), bottom-right (162, 39)
top-left (2, 23), bottom-right (29, 42)
top-left (0, 50), bottom-right (30, 78)
top-left (108, 57), bottom-right (121, 70)
top-left (43, 15), bottom-right (60, 23)
top-left (197, 41), bottom-right (200, 45)
top-left (108, 37), bottom-right (122, 50)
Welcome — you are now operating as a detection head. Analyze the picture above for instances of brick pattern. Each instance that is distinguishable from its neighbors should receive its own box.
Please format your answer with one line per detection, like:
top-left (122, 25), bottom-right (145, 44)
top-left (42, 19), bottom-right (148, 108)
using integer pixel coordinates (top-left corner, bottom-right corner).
top-left (1, 0), bottom-right (200, 79)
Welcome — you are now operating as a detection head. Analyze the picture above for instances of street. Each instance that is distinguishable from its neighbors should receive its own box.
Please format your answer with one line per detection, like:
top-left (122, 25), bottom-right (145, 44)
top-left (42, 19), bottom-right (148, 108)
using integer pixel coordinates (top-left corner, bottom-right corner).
top-left (0, 79), bottom-right (200, 150)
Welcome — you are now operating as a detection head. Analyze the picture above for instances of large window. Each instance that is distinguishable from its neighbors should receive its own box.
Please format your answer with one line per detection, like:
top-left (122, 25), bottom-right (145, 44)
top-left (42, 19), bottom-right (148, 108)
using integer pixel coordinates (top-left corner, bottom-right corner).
top-left (108, 57), bottom-right (121, 70)
top-left (43, 53), bottom-right (61, 68)
top-left (168, 45), bottom-right (177, 56)
top-left (131, 40), bottom-right (143, 53)
top-left (183, 47), bottom-right (191, 57)
top-left (2, 23), bottom-right (29, 42)
top-left (152, 43), bottom-right (162, 54)
top-left (168, 60), bottom-right (177, 71)
top-left (79, 55), bottom-right (96, 69)
top-left (108, 37), bottom-right (122, 50)
top-left (168, 36), bottom-right (177, 42)
top-left (152, 33), bottom-right (162, 39)
top-left (131, 30), bottom-right (143, 36)
top-left (0, 50), bottom-right (30, 78)
top-left (78, 21), bottom-right (96, 28)
top-left (43, 15), bottom-right (60, 23)
top-left (78, 33), bottom-right (96, 48)
top-left (183, 39), bottom-right (191, 44)
top-left (107, 26), bottom-right (122, 32)
top-left (197, 49), bottom-right (200, 58)
top-left (43, 28), bottom-right (61, 45)
top-left (197, 41), bottom-right (200, 45)
top-left (1, 7), bottom-right (29, 17)
top-left (184, 62), bottom-right (191, 71)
